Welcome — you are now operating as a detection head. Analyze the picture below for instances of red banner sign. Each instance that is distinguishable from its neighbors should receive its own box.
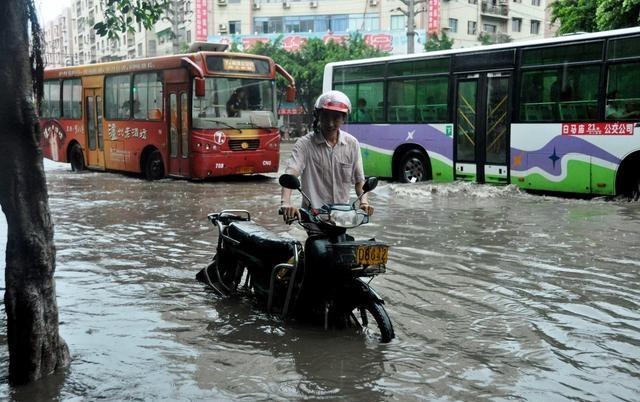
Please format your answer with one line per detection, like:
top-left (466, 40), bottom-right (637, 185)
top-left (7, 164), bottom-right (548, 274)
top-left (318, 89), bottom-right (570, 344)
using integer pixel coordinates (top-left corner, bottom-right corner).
top-left (428, 0), bottom-right (440, 34)
top-left (195, 0), bottom-right (208, 41)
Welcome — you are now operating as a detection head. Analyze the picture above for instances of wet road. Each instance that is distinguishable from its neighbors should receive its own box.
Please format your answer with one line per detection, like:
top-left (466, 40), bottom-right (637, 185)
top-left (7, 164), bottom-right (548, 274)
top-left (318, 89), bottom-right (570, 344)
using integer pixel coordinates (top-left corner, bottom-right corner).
top-left (1, 142), bottom-right (640, 401)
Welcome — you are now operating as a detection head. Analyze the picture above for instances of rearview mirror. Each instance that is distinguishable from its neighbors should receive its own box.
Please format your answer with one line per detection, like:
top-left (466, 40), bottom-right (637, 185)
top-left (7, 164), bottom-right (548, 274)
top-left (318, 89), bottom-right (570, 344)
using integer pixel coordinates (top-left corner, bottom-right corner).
top-left (362, 177), bottom-right (378, 193)
top-left (285, 85), bottom-right (296, 103)
top-left (195, 77), bottom-right (206, 97)
top-left (279, 174), bottom-right (301, 190)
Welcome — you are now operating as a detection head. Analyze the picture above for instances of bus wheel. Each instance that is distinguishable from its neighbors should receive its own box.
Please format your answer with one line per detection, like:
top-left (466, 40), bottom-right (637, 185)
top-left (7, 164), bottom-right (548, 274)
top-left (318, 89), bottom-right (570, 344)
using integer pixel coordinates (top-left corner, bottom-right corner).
top-left (398, 150), bottom-right (428, 183)
top-left (144, 150), bottom-right (164, 180)
top-left (69, 144), bottom-right (86, 172)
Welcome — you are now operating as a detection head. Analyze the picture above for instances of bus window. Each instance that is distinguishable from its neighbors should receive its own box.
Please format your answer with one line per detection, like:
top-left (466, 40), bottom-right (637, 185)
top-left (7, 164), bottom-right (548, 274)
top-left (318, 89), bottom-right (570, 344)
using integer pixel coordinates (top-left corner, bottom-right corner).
top-left (416, 76), bottom-right (449, 123)
top-left (170, 93), bottom-right (178, 158)
top-left (62, 79), bottom-right (82, 119)
top-left (388, 80), bottom-right (416, 123)
top-left (133, 73), bottom-right (163, 120)
top-left (192, 77), bottom-right (276, 128)
top-left (105, 74), bottom-right (131, 120)
top-left (606, 62), bottom-right (640, 120)
top-left (42, 80), bottom-right (61, 118)
top-left (520, 65), bottom-right (599, 122)
top-left (333, 64), bottom-right (385, 82)
top-left (522, 41), bottom-right (603, 66)
top-left (335, 81), bottom-right (383, 123)
top-left (607, 35), bottom-right (640, 60)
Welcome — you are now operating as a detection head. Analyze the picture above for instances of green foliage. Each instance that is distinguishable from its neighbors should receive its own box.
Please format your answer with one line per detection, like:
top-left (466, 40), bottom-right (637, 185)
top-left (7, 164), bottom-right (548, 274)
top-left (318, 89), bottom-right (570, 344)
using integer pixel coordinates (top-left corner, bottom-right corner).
top-left (424, 31), bottom-right (454, 52)
top-left (246, 33), bottom-right (388, 112)
top-left (94, 0), bottom-right (170, 39)
top-left (550, 0), bottom-right (640, 34)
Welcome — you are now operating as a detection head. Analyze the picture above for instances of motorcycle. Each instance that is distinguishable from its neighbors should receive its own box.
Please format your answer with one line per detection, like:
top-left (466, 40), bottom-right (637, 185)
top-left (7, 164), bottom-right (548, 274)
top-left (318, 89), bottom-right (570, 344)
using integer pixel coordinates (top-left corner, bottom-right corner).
top-left (196, 174), bottom-right (395, 343)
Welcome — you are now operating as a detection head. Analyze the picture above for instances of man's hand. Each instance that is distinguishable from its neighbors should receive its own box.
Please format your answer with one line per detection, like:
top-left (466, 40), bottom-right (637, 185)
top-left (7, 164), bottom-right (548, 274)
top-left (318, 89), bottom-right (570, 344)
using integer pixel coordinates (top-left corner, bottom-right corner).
top-left (359, 202), bottom-right (374, 216)
top-left (280, 204), bottom-right (300, 223)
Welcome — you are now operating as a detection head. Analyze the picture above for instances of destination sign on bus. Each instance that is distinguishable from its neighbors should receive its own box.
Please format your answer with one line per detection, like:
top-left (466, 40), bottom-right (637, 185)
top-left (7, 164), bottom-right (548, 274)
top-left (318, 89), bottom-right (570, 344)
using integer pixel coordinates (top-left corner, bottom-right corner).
top-left (207, 56), bottom-right (270, 75)
top-left (561, 122), bottom-right (634, 136)
top-left (223, 59), bottom-right (256, 72)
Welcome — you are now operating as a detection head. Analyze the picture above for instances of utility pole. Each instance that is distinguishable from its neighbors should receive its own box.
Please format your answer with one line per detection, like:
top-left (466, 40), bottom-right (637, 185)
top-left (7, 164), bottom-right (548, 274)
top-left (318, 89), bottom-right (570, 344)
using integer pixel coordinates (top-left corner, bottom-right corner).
top-left (393, 0), bottom-right (427, 54)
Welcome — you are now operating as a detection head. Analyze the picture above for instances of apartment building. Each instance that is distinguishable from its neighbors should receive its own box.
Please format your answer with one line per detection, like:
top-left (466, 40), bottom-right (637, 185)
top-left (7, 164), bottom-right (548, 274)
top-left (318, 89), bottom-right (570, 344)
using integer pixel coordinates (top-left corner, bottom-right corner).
top-left (44, 0), bottom-right (551, 66)
top-left (44, 8), bottom-right (74, 66)
top-left (209, 0), bottom-right (549, 53)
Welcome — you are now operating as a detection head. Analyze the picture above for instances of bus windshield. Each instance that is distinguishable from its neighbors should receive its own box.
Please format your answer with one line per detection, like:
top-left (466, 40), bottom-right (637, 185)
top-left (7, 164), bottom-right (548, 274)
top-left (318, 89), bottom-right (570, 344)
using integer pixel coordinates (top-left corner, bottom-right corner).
top-left (192, 77), bottom-right (277, 129)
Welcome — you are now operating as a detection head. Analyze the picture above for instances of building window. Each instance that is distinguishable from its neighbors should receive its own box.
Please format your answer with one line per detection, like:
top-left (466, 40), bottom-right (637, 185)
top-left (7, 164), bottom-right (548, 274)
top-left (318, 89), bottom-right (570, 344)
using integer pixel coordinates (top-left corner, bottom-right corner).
top-left (391, 15), bottom-right (407, 30)
top-left (530, 20), bottom-right (540, 34)
top-left (468, 21), bottom-right (477, 35)
top-left (348, 14), bottom-right (379, 31)
top-left (229, 20), bottom-right (241, 34)
top-left (468, 0), bottom-right (477, 3)
top-left (531, 0), bottom-right (540, 5)
top-left (449, 18), bottom-right (458, 33)
top-left (512, 18), bottom-right (522, 32)
top-left (483, 24), bottom-right (497, 33)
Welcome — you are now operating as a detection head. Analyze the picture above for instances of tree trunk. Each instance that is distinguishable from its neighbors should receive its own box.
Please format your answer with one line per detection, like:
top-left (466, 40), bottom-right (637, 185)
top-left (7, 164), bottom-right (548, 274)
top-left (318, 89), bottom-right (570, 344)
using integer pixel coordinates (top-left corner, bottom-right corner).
top-left (0, 0), bottom-right (70, 385)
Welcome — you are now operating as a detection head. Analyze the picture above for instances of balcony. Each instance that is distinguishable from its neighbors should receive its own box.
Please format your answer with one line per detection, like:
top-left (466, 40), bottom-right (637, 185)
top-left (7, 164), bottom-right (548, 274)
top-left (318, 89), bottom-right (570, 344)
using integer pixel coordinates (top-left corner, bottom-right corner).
top-left (481, 1), bottom-right (509, 18)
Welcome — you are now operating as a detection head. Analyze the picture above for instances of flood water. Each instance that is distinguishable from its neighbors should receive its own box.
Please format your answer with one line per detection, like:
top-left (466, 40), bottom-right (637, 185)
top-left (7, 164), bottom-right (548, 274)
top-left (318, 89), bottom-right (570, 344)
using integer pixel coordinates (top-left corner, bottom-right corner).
top-left (1, 144), bottom-right (640, 401)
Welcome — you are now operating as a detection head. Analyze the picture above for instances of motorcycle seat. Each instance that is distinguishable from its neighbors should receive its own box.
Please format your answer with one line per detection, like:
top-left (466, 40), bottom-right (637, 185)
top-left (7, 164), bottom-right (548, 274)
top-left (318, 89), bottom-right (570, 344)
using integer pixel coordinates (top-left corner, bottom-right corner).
top-left (227, 221), bottom-right (300, 265)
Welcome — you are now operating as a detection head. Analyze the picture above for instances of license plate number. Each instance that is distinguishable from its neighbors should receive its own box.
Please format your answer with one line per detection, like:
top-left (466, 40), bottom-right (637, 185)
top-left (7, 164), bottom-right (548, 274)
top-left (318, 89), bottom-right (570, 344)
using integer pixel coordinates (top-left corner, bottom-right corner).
top-left (356, 245), bottom-right (388, 265)
top-left (236, 166), bottom-right (253, 174)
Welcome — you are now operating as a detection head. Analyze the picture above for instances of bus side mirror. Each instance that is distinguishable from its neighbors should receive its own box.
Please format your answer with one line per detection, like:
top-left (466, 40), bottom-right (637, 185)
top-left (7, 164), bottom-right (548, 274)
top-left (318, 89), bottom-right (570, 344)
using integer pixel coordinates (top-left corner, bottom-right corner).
top-left (285, 85), bottom-right (296, 103)
top-left (195, 78), bottom-right (206, 97)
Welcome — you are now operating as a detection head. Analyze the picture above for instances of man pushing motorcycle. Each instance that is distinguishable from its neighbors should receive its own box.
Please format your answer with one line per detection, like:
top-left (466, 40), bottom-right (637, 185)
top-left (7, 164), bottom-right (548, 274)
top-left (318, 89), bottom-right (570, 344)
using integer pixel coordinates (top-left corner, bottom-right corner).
top-left (280, 90), bottom-right (374, 221)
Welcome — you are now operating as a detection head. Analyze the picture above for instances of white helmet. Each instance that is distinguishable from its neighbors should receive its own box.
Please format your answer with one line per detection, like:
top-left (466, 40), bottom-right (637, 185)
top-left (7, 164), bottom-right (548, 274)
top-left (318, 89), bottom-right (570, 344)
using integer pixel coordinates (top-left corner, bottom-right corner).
top-left (314, 90), bottom-right (352, 114)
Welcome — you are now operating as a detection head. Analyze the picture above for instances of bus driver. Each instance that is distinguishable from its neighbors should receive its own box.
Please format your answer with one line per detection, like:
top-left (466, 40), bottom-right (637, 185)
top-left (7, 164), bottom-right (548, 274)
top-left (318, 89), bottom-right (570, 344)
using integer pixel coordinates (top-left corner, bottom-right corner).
top-left (280, 90), bottom-right (374, 224)
top-left (226, 87), bottom-right (248, 117)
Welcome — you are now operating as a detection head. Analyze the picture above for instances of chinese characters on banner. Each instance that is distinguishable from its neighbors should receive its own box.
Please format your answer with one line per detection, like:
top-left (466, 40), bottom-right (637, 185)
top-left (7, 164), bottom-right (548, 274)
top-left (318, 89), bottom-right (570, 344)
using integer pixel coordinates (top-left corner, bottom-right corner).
top-left (217, 32), bottom-right (401, 53)
top-left (428, 0), bottom-right (441, 34)
top-left (561, 122), bottom-right (634, 136)
top-left (195, 0), bottom-right (208, 42)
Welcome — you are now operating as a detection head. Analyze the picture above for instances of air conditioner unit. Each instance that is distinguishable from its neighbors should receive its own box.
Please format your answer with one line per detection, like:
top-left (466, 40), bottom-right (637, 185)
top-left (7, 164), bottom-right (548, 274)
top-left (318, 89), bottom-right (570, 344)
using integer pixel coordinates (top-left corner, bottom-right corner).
top-left (310, 1), bottom-right (318, 7)
top-left (283, 1), bottom-right (290, 9)
top-left (369, 0), bottom-right (378, 6)
top-left (252, 1), bottom-right (261, 9)
top-left (219, 23), bottom-right (228, 32)
top-left (217, 0), bottom-right (227, 5)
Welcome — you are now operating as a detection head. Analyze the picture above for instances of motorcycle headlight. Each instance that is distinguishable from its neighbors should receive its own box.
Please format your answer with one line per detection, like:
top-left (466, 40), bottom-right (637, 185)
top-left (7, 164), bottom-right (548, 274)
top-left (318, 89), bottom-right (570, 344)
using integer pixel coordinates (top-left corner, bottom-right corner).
top-left (328, 210), bottom-right (367, 228)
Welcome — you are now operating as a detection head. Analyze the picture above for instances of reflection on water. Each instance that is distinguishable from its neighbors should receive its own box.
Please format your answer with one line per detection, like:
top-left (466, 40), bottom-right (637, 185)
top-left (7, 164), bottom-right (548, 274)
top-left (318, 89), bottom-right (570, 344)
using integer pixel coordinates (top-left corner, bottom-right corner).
top-left (1, 161), bottom-right (640, 401)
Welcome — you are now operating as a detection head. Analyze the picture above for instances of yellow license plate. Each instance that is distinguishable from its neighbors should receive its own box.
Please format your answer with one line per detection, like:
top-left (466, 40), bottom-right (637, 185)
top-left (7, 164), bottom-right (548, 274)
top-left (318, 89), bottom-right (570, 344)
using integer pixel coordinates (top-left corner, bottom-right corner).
top-left (356, 245), bottom-right (388, 265)
top-left (236, 166), bottom-right (254, 174)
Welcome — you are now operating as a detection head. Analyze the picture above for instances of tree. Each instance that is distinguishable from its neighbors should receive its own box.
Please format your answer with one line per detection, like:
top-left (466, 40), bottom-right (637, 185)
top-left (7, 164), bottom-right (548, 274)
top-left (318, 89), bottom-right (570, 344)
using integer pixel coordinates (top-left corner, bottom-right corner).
top-left (247, 33), bottom-right (388, 113)
top-left (550, 0), bottom-right (640, 34)
top-left (94, 0), bottom-right (170, 39)
top-left (1, 0), bottom-right (169, 385)
top-left (0, 0), bottom-right (69, 384)
top-left (424, 30), bottom-right (454, 51)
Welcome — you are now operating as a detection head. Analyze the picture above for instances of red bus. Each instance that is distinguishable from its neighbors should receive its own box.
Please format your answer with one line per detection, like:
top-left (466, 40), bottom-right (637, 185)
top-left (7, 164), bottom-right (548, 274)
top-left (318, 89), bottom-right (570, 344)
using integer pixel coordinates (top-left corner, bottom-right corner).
top-left (39, 46), bottom-right (295, 180)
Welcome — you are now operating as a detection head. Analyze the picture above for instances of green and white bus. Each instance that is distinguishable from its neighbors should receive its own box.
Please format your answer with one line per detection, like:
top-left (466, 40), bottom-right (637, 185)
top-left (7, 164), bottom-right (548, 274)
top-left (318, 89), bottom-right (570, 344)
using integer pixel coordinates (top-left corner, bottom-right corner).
top-left (325, 27), bottom-right (640, 198)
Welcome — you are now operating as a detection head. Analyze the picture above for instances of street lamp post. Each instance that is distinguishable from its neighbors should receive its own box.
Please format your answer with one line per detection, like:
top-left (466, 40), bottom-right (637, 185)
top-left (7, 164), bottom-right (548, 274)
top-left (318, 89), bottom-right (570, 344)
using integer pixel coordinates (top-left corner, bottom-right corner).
top-left (395, 0), bottom-right (427, 54)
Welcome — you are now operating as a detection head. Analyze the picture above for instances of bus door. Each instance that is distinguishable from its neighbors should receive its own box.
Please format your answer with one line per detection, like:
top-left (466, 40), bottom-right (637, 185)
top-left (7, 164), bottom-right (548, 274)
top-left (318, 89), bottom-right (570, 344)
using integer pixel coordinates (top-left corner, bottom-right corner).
top-left (84, 88), bottom-right (105, 169)
top-left (167, 87), bottom-right (190, 177)
top-left (454, 72), bottom-right (511, 184)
